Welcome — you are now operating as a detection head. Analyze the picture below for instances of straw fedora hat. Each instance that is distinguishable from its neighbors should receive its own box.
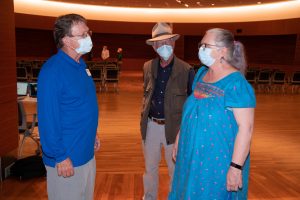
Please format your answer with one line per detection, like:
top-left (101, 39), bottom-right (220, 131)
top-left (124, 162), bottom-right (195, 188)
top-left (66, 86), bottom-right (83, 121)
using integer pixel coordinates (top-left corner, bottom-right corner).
top-left (146, 22), bottom-right (180, 45)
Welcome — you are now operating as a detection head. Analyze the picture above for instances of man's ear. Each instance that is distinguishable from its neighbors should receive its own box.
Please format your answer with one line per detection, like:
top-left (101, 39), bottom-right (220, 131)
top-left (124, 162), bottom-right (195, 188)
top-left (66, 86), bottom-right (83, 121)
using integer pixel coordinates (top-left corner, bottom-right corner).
top-left (62, 37), bottom-right (69, 47)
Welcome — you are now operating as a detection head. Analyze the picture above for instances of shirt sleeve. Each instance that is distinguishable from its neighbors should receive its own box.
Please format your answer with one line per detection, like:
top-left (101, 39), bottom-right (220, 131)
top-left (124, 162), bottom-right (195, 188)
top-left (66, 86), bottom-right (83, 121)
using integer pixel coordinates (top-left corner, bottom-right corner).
top-left (187, 68), bottom-right (195, 96)
top-left (224, 75), bottom-right (256, 108)
top-left (37, 66), bottom-right (68, 163)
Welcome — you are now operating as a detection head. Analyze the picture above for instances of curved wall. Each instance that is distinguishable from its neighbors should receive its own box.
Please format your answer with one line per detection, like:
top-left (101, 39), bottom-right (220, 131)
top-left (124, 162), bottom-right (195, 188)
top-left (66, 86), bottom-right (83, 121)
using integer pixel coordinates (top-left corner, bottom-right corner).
top-left (15, 14), bottom-right (300, 71)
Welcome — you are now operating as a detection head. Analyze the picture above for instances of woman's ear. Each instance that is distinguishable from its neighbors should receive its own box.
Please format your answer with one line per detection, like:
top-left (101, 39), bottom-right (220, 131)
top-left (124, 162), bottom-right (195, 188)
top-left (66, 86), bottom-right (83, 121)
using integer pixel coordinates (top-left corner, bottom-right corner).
top-left (219, 47), bottom-right (228, 60)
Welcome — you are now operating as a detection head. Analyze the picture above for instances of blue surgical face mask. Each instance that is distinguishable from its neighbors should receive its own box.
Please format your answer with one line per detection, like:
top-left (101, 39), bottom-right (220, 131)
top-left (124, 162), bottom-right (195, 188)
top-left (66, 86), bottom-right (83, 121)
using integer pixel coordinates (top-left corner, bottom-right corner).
top-left (75, 35), bottom-right (93, 55)
top-left (198, 46), bottom-right (215, 67)
top-left (156, 45), bottom-right (173, 61)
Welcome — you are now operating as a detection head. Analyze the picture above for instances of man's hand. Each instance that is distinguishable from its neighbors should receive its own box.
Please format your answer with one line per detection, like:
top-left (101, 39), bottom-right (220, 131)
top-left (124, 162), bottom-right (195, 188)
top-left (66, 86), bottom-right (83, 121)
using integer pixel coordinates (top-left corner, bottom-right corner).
top-left (172, 132), bottom-right (180, 162)
top-left (56, 157), bottom-right (74, 178)
top-left (94, 134), bottom-right (100, 151)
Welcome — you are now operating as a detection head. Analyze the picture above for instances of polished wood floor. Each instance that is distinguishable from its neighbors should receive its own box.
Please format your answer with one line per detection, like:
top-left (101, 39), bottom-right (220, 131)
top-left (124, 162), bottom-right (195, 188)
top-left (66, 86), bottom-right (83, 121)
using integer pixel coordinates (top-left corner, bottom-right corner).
top-left (1, 71), bottom-right (300, 200)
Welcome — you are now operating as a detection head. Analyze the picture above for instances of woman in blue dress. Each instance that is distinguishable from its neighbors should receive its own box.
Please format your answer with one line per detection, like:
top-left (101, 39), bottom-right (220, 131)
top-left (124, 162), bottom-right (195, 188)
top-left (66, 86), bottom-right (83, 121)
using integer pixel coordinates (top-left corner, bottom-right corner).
top-left (169, 28), bottom-right (256, 200)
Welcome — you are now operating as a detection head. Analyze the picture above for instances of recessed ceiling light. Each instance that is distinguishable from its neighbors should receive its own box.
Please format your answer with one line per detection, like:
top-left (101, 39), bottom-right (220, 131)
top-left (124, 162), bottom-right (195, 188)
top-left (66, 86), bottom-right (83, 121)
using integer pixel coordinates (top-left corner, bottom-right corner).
top-left (211, 3), bottom-right (215, 6)
top-left (257, 2), bottom-right (261, 4)
top-left (184, 4), bottom-right (189, 7)
top-left (176, 0), bottom-right (182, 3)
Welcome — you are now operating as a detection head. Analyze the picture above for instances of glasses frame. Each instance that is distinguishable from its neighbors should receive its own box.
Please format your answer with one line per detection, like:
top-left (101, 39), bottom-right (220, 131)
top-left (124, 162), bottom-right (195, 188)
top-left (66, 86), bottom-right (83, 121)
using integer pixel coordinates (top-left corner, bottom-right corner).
top-left (198, 42), bottom-right (221, 50)
top-left (69, 30), bottom-right (92, 39)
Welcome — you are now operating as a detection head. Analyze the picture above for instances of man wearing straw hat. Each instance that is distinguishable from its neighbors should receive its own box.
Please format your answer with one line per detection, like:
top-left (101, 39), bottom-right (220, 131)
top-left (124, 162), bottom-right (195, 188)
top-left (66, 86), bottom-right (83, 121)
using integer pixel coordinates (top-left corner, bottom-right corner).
top-left (140, 22), bottom-right (195, 200)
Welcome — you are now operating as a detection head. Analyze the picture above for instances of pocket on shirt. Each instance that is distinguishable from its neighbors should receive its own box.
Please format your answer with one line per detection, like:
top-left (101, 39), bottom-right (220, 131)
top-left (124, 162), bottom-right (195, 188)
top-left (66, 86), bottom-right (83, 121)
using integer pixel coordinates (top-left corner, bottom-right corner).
top-left (172, 89), bottom-right (187, 113)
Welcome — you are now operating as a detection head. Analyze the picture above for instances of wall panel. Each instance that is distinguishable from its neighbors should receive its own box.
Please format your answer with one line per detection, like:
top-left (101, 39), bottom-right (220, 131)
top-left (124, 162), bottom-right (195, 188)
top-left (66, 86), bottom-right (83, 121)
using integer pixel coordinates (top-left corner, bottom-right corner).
top-left (15, 14), bottom-right (300, 36)
top-left (0, 0), bottom-right (18, 156)
top-left (294, 34), bottom-right (300, 65)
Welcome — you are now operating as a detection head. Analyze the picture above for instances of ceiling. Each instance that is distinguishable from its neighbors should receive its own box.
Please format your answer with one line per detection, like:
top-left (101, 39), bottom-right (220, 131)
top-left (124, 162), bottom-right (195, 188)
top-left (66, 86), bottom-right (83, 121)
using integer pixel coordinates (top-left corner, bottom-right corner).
top-left (14, 0), bottom-right (300, 23)
top-left (50, 0), bottom-right (290, 8)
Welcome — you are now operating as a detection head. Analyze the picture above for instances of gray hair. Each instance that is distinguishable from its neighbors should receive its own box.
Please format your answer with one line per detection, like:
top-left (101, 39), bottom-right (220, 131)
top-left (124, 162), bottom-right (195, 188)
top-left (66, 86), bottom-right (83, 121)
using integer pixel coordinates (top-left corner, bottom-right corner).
top-left (53, 14), bottom-right (86, 49)
top-left (207, 28), bottom-right (247, 74)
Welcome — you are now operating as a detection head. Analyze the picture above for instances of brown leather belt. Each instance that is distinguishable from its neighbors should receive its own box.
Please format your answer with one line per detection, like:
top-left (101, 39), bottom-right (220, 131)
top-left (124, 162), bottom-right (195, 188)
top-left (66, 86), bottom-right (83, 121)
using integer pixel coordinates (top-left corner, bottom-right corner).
top-left (149, 117), bottom-right (165, 125)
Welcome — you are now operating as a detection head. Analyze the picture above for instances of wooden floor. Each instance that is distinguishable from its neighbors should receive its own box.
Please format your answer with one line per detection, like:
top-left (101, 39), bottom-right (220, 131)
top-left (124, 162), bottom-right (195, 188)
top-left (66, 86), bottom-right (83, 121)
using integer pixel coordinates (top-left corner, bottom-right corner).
top-left (1, 71), bottom-right (300, 200)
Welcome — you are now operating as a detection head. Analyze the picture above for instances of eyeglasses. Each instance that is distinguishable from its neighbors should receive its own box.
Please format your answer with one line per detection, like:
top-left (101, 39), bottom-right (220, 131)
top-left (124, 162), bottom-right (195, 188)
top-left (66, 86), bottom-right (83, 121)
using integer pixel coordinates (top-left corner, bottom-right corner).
top-left (70, 30), bottom-right (92, 39)
top-left (198, 42), bottom-right (221, 50)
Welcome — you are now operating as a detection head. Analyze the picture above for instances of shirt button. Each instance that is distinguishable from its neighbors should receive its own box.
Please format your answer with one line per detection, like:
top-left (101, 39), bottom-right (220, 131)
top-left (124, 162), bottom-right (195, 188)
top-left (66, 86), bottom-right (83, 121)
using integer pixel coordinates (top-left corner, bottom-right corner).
top-left (160, 91), bottom-right (163, 94)
top-left (159, 101), bottom-right (162, 104)
top-left (162, 80), bottom-right (164, 83)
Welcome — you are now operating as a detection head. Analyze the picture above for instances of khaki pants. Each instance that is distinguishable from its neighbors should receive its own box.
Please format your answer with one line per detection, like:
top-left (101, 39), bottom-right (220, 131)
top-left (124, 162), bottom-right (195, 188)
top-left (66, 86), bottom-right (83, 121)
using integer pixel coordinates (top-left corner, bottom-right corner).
top-left (143, 119), bottom-right (175, 200)
top-left (45, 157), bottom-right (96, 200)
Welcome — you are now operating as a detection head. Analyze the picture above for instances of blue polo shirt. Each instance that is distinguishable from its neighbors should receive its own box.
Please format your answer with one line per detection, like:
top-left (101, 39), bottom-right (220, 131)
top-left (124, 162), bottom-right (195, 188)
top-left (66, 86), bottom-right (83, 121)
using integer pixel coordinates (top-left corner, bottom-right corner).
top-left (37, 49), bottom-right (99, 167)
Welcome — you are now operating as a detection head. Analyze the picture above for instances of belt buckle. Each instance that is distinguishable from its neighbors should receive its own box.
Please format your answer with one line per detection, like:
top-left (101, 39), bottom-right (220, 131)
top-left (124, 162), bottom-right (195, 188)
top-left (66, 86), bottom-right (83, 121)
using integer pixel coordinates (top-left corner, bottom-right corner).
top-left (151, 117), bottom-right (165, 125)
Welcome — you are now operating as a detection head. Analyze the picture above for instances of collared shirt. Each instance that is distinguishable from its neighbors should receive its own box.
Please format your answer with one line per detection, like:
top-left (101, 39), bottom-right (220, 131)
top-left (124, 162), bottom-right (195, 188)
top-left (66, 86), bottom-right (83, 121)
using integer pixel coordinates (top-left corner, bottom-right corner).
top-left (149, 58), bottom-right (195, 119)
top-left (37, 49), bottom-right (98, 167)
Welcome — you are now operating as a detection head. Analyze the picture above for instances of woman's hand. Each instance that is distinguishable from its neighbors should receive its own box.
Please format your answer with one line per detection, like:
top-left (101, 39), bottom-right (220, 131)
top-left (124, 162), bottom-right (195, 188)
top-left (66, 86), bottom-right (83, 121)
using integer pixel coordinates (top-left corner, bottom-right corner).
top-left (226, 166), bottom-right (243, 191)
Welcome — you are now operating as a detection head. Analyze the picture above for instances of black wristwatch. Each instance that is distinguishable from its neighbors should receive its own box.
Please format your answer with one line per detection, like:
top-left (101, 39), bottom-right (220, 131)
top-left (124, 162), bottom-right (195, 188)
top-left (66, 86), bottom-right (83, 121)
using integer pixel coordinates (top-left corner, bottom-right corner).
top-left (230, 162), bottom-right (243, 170)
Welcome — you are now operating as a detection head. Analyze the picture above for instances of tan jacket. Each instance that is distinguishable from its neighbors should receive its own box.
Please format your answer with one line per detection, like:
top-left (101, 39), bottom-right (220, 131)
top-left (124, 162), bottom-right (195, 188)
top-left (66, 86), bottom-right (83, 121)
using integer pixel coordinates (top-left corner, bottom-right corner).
top-left (140, 56), bottom-right (192, 144)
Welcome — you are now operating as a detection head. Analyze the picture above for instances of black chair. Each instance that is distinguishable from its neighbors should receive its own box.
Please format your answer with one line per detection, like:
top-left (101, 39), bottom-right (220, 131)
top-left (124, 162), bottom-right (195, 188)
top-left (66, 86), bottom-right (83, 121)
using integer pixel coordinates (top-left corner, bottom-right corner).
top-left (90, 63), bottom-right (105, 92)
top-left (290, 71), bottom-right (300, 94)
top-left (18, 61), bottom-right (34, 82)
top-left (104, 63), bottom-right (119, 92)
top-left (17, 67), bottom-right (28, 82)
top-left (257, 70), bottom-right (272, 93)
top-left (271, 71), bottom-right (287, 93)
top-left (245, 70), bottom-right (257, 87)
top-left (86, 61), bottom-right (96, 69)
top-left (31, 67), bottom-right (41, 83)
top-left (18, 101), bottom-right (40, 158)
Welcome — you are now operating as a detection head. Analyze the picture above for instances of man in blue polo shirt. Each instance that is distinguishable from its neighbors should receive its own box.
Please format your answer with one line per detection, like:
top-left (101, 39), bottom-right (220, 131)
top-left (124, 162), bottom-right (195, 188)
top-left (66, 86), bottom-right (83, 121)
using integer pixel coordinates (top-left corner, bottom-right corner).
top-left (37, 14), bottom-right (100, 200)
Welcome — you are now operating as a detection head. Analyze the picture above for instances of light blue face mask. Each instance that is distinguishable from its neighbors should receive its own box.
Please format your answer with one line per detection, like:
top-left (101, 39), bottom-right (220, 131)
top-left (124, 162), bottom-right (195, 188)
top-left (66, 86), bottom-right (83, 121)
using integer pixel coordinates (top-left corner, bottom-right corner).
top-left (75, 35), bottom-right (93, 55)
top-left (198, 46), bottom-right (215, 67)
top-left (156, 45), bottom-right (173, 61)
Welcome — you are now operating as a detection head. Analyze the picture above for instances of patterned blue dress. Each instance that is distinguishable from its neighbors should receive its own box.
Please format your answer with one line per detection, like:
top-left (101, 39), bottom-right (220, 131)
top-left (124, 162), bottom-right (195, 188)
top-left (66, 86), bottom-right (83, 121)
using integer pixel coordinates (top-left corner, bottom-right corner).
top-left (169, 67), bottom-right (256, 200)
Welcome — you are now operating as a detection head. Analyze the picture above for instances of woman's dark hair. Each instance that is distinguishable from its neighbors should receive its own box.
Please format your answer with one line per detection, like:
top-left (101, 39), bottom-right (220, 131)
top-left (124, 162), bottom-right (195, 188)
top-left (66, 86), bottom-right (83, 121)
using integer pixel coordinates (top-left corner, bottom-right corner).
top-left (53, 14), bottom-right (86, 49)
top-left (207, 28), bottom-right (247, 74)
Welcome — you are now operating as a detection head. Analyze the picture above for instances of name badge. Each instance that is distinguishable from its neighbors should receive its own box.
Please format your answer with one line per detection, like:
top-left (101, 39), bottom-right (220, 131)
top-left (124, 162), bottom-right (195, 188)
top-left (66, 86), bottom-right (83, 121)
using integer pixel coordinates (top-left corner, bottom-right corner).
top-left (86, 69), bottom-right (92, 76)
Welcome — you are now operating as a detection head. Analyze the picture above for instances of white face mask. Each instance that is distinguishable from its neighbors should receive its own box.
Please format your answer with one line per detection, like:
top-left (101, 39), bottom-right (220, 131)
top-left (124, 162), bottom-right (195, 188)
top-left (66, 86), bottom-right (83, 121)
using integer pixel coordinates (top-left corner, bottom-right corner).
top-left (75, 35), bottom-right (93, 55)
top-left (156, 45), bottom-right (173, 61)
top-left (198, 46), bottom-right (215, 67)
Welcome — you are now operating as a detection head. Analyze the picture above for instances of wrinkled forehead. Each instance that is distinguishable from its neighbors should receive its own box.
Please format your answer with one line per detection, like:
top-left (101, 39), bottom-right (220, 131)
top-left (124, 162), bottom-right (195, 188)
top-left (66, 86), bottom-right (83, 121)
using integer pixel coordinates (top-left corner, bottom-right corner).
top-left (70, 21), bottom-right (88, 35)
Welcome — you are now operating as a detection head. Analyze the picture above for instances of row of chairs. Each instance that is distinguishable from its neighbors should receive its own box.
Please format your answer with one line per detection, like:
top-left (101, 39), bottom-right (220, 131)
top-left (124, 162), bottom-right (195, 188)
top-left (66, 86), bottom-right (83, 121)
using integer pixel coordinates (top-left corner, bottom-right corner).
top-left (190, 64), bottom-right (300, 94)
top-left (86, 61), bottom-right (120, 92)
top-left (245, 69), bottom-right (300, 94)
top-left (17, 60), bottom-right (44, 83)
top-left (17, 60), bottom-right (120, 93)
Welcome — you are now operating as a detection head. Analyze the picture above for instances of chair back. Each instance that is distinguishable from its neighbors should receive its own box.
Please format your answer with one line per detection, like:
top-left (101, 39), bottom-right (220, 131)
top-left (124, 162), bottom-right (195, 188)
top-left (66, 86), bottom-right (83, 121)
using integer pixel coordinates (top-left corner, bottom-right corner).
top-left (18, 101), bottom-right (27, 131)
top-left (272, 71), bottom-right (286, 84)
